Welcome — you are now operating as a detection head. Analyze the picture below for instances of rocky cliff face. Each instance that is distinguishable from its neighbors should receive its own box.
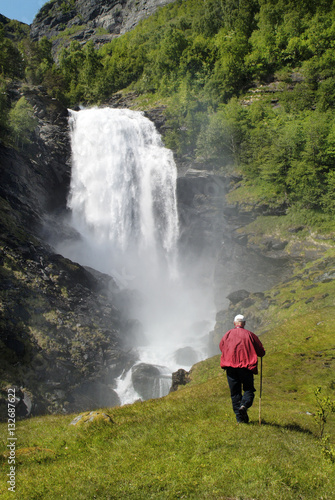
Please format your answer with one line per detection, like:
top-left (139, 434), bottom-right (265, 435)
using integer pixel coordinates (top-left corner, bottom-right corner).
top-left (0, 86), bottom-right (140, 419)
top-left (2, 84), bottom-right (70, 226)
top-left (30, 0), bottom-right (176, 51)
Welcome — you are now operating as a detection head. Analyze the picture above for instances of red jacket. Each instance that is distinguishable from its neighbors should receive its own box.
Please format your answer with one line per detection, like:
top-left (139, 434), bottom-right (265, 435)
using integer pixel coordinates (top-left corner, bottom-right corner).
top-left (219, 326), bottom-right (265, 374)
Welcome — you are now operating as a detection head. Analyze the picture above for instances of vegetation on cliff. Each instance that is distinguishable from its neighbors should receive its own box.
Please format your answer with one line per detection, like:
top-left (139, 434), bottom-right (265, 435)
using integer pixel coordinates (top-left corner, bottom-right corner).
top-left (1, 0), bottom-right (335, 217)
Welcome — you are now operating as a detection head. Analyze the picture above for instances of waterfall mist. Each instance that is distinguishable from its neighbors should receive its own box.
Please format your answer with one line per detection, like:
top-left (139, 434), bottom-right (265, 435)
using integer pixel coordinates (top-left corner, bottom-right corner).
top-left (58, 107), bottom-right (215, 403)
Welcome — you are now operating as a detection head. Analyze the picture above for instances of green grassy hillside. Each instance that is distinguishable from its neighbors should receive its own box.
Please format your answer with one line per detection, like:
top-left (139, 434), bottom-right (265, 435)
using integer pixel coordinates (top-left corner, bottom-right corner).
top-left (1, 273), bottom-right (334, 499)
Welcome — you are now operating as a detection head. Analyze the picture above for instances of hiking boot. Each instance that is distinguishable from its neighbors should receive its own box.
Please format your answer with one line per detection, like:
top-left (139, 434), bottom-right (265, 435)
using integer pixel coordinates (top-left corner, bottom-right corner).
top-left (238, 405), bottom-right (249, 423)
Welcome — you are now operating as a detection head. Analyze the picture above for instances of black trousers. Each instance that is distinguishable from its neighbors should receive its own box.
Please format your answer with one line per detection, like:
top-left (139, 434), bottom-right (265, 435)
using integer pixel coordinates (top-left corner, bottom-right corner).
top-left (226, 367), bottom-right (256, 422)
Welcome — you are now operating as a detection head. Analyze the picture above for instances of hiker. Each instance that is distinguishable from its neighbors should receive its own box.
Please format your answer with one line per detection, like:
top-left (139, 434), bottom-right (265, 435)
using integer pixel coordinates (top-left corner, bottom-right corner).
top-left (219, 314), bottom-right (265, 423)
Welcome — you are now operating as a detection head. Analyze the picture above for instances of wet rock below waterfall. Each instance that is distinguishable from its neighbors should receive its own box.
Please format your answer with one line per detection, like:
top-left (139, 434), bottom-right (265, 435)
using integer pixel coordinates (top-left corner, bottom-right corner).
top-left (67, 381), bottom-right (120, 412)
top-left (174, 346), bottom-right (198, 366)
top-left (131, 363), bottom-right (171, 401)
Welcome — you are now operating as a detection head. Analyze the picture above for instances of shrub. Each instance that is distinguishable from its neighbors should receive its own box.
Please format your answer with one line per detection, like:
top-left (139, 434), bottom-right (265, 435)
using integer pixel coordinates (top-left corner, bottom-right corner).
top-left (8, 97), bottom-right (37, 148)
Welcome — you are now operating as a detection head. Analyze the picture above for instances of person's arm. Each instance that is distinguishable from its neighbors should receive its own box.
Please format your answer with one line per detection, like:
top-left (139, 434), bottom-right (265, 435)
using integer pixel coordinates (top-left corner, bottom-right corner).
top-left (252, 333), bottom-right (265, 357)
top-left (219, 331), bottom-right (229, 352)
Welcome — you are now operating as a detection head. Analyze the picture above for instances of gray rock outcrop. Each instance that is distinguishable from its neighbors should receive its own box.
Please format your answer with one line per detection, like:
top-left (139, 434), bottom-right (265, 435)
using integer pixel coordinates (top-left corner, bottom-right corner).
top-left (131, 363), bottom-right (170, 400)
top-left (30, 0), bottom-right (177, 52)
top-left (170, 368), bottom-right (190, 392)
top-left (1, 83), bottom-right (70, 235)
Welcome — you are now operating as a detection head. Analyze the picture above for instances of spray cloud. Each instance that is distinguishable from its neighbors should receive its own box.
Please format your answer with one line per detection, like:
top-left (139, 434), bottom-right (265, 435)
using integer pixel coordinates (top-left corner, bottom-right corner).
top-left (58, 107), bottom-right (215, 403)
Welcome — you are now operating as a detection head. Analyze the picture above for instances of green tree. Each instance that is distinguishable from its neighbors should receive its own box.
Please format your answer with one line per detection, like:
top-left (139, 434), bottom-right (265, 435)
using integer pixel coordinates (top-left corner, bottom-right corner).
top-left (59, 41), bottom-right (85, 89)
top-left (323, 170), bottom-right (335, 214)
top-left (153, 25), bottom-right (188, 91)
top-left (21, 37), bottom-right (54, 84)
top-left (210, 28), bottom-right (250, 100)
top-left (8, 97), bottom-right (37, 148)
top-left (283, 113), bottom-right (333, 208)
top-left (192, 0), bottom-right (225, 37)
top-left (0, 76), bottom-right (9, 139)
top-left (260, 114), bottom-right (305, 188)
top-left (197, 98), bottom-right (249, 168)
top-left (0, 26), bottom-right (24, 78)
top-left (77, 41), bottom-right (103, 102)
top-left (180, 34), bottom-right (216, 83)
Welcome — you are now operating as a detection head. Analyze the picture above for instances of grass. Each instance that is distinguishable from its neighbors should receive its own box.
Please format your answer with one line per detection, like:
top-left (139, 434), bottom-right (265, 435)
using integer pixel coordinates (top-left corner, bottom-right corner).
top-left (1, 302), bottom-right (334, 499)
top-left (225, 180), bottom-right (286, 211)
top-left (226, 180), bottom-right (335, 240)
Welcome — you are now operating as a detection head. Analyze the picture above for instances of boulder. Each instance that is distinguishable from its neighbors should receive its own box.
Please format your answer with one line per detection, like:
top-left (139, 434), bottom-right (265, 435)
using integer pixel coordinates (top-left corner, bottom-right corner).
top-left (174, 346), bottom-right (198, 366)
top-left (131, 363), bottom-right (170, 400)
top-left (70, 410), bottom-right (114, 426)
top-left (226, 289), bottom-right (250, 305)
top-left (314, 271), bottom-right (335, 283)
top-left (170, 369), bottom-right (190, 392)
top-left (67, 381), bottom-right (120, 412)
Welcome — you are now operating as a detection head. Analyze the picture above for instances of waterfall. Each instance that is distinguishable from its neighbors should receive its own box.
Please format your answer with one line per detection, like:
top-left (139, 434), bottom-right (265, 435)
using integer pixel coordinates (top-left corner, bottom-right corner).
top-left (67, 107), bottom-right (179, 282)
top-left (60, 107), bottom-right (214, 404)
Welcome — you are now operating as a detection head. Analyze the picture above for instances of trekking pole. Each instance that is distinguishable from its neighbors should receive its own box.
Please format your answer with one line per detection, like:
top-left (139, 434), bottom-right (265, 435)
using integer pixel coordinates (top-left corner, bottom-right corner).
top-left (259, 357), bottom-right (263, 425)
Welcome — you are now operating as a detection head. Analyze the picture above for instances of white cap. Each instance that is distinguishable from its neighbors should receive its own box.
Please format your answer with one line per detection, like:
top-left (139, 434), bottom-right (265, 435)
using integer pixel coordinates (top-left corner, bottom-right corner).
top-left (234, 314), bottom-right (245, 323)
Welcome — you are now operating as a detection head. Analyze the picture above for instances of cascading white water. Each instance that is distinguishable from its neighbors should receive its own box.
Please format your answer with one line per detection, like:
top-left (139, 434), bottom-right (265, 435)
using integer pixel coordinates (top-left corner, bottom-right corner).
top-left (67, 107), bottom-right (179, 282)
top-left (59, 107), bottom-right (214, 404)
